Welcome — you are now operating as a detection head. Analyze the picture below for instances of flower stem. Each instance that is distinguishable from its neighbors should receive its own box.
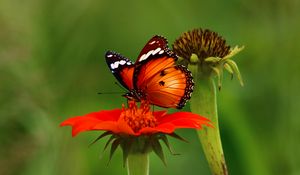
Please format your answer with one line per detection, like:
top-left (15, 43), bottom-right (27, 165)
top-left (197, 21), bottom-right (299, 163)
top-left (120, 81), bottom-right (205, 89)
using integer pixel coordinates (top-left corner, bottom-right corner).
top-left (126, 152), bottom-right (149, 175)
top-left (189, 64), bottom-right (228, 175)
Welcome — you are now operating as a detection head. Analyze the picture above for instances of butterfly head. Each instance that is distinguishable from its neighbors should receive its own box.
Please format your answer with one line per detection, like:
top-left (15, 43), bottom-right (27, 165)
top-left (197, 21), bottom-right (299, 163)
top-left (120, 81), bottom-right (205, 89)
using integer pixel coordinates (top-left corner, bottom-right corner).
top-left (122, 90), bottom-right (143, 102)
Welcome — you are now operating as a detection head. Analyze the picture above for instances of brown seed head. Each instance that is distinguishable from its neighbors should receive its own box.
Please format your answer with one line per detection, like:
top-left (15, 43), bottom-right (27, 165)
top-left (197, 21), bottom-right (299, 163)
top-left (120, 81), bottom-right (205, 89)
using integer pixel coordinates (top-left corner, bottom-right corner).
top-left (173, 29), bottom-right (231, 63)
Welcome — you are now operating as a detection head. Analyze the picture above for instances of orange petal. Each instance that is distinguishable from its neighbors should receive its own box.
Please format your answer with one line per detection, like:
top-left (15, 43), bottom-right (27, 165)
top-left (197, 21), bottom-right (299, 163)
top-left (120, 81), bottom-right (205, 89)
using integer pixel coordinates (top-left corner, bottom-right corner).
top-left (153, 110), bottom-right (167, 119)
top-left (60, 109), bottom-right (123, 136)
top-left (84, 109), bottom-right (121, 121)
top-left (139, 123), bottom-right (176, 134)
top-left (116, 117), bottom-right (136, 135)
top-left (92, 121), bottom-right (120, 133)
top-left (70, 118), bottom-right (103, 136)
top-left (157, 112), bottom-right (210, 124)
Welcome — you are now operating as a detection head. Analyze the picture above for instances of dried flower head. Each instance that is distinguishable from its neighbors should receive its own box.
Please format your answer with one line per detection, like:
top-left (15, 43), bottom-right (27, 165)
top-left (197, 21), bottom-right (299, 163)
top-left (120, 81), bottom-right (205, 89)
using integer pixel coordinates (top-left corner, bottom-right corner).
top-left (172, 28), bottom-right (244, 88)
top-left (173, 29), bottom-right (230, 62)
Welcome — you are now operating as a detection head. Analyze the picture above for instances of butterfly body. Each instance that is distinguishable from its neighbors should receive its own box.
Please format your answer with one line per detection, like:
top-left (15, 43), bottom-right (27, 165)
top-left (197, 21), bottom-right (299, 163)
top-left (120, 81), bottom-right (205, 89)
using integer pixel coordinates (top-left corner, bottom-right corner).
top-left (122, 89), bottom-right (143, 102)
top-left (105, 36), bottom-right (194, 109)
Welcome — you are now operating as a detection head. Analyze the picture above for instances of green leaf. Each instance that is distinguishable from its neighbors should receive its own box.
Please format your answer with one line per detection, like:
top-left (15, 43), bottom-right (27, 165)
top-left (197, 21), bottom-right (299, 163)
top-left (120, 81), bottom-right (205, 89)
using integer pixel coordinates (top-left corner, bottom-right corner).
top-left (99, 135), bottom-right (116, 159)
top-left (103, 135), bottom-right (116, 152)
top-left (226, 59), bottom-right (244, 86)
top-left (151, 139), bottom-right (166, 166)
top-left (160, 135), bottom-right (179, 155)
top-left (168, 133), bottom-right (188, 143)
top-left (211, 66), bottom-right (223, 90)
top-left (222, 45), bottom-right (244, 61)
top-left (121, 138), bottom-right (133, 167)
top-left (108, 138), bottom-right (121, 165)
top-left (142, 137), bottom-right (151, 153)
top-left (89, 131), bottom-right (112, 147)
top-left (205, 56), bottom-right (221, 63)
top-left (224, 62), bottom-right (234, 79)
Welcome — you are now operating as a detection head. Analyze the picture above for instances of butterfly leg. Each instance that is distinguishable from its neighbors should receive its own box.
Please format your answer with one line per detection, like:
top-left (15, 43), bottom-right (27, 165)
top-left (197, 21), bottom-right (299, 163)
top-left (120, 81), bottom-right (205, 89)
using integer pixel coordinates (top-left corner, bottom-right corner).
top-left (126, 99), bottom-right (129, 108)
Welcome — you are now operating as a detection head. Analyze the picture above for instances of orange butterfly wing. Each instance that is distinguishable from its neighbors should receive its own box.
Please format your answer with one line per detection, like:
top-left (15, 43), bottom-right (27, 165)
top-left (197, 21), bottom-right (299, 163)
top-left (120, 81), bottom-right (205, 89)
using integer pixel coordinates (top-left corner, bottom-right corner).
top-left (119, 66), bottom-right (134, 90)
top-left (133, 36), bottom-right (194, 109)
top-left (106, 36), bottom-right (194, 109)
top-left (135, 59), bottom-right (193, 109)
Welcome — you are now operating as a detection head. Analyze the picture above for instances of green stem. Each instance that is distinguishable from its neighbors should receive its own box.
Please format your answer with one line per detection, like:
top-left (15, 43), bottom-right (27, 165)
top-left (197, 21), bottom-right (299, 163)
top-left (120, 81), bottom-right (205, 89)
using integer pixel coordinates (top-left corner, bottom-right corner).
top-left (126, 152), bottom-right (149, 175)
top-left (189, 64), bottom-right (228, 175)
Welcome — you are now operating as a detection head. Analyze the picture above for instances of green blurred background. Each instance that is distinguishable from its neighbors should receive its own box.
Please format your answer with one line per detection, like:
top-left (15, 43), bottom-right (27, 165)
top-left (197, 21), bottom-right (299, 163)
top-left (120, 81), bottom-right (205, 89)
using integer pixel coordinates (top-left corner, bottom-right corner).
top-left (1, 0), bottom-right (299, 174)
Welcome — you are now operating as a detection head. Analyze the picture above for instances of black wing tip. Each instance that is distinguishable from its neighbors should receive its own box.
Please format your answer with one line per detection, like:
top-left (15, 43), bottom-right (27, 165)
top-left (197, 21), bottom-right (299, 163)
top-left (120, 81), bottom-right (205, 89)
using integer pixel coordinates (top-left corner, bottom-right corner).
top-left (105, 50), bottom-right (117, 58)
top-left (105, 51), bottom-right (129, 62)
top-left (151, 35), bottom-right (178, 61)
top-left (152, 35), bottom-right (168, 42)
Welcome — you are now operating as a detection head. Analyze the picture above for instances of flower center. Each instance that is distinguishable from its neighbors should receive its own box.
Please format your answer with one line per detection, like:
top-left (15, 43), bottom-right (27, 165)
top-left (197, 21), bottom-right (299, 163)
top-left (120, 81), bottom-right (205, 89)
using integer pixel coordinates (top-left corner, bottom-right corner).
top-left (120, 100), bottom-right (157, 133)
top-left (172, 28), bottom-right (230, 62)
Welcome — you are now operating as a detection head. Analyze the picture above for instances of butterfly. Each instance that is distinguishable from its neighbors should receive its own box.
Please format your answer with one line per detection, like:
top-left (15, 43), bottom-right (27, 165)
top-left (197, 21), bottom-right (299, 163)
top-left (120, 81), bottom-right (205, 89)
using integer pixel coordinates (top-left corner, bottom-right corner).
top-left (105, 35), bottom-right (194, 109)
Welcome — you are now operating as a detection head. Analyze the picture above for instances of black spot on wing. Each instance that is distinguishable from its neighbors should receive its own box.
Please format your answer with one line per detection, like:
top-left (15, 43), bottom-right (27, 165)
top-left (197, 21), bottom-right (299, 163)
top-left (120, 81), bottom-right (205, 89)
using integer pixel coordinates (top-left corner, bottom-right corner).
top-left (160, 70), bottom-right (166, 76)
top-left (159, 81), bottom-right (165, 86)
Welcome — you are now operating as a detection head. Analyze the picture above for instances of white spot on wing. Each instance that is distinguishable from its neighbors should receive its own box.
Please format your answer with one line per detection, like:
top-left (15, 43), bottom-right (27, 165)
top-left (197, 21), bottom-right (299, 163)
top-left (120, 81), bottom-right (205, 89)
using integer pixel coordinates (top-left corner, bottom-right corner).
top-left (140, 54), bottom-right (147, 62)
top-left (152, 47), bottom-right (161, 55)
top-left (139, 50), bottom-right (154, 62)
top-left (159, 50), bottom-right (164, 54)
top-left (106, 54), bottom-right (113, 58)
top-left (149, 41), bottom-right (156, 45)
top-left (119, 60), bottom-right (126, 65)
top-left (110, 63), bottom-right (115, 69)
top-left (113, 61), bottom-right (119, 69)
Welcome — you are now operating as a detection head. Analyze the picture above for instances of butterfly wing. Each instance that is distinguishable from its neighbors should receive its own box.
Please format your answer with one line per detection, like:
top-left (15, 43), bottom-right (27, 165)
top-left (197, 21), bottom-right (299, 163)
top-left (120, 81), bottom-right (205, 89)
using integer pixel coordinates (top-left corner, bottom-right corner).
top-left (134, 35), bottom-right (178, 88)
top-left (105, 51), bottom-right (134, 90)
top-left (136, 35), bottom-right (174, 62)
top-left (144, 65), bottom-right (194, 109)
top-left (133, 36), bottom-right (194, 109)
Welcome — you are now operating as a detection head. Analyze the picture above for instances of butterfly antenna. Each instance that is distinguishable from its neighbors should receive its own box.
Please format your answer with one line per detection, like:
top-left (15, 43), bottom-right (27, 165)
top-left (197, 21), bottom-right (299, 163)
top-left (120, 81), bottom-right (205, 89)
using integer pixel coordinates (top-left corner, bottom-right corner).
top-left (97, 92), bottom-right (123, 95)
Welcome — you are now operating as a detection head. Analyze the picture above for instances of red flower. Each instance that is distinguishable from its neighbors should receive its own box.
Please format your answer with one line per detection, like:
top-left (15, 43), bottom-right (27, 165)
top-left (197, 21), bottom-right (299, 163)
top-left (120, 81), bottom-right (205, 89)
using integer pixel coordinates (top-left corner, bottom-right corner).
top-left (60, 100), bottom-right (211, 137)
